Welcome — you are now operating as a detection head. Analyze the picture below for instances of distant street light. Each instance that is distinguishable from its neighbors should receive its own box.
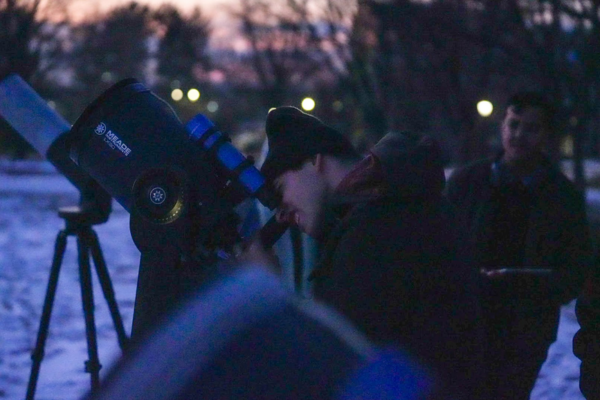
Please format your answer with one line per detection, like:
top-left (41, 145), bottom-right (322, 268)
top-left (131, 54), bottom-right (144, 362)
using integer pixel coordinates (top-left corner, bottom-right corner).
top-left (171, 89), bottom-right (183, 102)
top-left (301, 97), bottom-right (315, 111)
top-left (187, 89), bottom-right (200, 102)
top-left (207, 100), bottom-right (219, 113)
top-left (101, 71), bottom-right (114, 83)
top-left (477, 100), bottom-right (493, 117)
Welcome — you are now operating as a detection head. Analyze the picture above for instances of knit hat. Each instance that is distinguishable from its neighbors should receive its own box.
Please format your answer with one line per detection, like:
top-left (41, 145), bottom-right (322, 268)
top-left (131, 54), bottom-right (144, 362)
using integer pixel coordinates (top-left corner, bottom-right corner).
top-left (260, 106), bottom-right (357, 183)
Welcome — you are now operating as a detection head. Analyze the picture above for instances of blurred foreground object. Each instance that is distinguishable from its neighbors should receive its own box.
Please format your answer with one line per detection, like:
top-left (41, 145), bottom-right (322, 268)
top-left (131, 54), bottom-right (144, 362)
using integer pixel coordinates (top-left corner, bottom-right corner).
top-left (85, 266), bottom-right (433, 400)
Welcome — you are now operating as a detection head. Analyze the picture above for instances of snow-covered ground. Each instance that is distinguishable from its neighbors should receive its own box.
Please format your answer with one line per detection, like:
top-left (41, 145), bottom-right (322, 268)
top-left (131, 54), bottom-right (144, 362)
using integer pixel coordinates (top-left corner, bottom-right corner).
top-left (0, 165), bottom-right (139, 400)
top-left (0, 160), bottom-right (591, 399)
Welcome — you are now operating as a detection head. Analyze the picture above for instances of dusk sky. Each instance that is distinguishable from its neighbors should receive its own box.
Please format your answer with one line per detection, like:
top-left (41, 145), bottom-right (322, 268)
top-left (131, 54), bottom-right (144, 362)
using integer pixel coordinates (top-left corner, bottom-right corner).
top-left (66, 0), bottom-right (238, 23)
top-left (74, 0), bottom-right (235, 14)
top-left (66, 0), bottom-right (242, 47)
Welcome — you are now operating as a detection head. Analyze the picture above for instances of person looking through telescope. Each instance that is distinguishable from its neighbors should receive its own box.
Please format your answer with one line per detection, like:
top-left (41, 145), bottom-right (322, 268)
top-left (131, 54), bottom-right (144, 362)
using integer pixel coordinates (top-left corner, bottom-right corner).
top-left (244, 106), bottom-right (486, 399)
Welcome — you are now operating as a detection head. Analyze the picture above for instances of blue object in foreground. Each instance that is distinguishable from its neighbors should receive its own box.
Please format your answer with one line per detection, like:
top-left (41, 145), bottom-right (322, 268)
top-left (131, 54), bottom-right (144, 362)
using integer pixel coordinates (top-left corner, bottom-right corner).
top-left (85, 266), bottom-right (433, 400)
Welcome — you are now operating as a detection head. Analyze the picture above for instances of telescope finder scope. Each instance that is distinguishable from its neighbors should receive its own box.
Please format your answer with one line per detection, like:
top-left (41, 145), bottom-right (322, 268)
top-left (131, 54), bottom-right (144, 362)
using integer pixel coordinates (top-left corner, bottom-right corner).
top-left (186, 114), bottom-right (276, 211)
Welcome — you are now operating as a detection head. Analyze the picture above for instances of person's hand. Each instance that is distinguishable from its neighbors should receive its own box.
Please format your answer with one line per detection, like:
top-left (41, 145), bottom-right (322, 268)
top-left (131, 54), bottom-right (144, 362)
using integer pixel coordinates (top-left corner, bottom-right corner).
top-left (480, 267), bottom-right (553, 280)
top-left (480, 268), bottom-right (508, 280)
top-left (236, 235), bottom-right (282, 275)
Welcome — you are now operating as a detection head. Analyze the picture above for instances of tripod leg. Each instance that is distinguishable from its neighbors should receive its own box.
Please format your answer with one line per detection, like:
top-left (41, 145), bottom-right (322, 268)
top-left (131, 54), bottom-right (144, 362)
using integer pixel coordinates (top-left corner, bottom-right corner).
top-left (26, 230), bottom-right (68, 400)
top-left (87, 228), bottom-right (129, 351)
top-left (77, 232), bottom-right (102, 392)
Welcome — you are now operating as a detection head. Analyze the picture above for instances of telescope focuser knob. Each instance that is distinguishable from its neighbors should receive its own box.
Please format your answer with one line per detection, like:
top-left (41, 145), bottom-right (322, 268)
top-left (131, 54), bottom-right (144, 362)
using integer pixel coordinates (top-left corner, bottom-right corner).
top-left (132, 168), bottom-right (187, 224)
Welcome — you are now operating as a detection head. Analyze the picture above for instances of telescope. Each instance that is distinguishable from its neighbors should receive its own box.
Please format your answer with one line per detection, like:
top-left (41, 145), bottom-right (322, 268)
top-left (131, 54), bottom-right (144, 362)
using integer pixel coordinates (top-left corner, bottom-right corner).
top-left (0, 74), bottom-right (288, 344)
top-left (68, 78), bottom-right (286, 339)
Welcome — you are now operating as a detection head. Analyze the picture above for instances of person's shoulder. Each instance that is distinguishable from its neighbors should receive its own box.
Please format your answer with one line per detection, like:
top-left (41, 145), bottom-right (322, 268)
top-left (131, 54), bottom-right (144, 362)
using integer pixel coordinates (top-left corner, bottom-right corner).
top-left (348, 196), bottom-right (450, 233)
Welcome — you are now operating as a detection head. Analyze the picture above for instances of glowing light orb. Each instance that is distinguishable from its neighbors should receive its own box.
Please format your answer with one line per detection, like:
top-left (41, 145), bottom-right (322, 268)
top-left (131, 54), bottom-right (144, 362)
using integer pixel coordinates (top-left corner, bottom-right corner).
top-left (301, 97), bottom-right (315, 111)
top-left (207, 100), bottom-right (219, 113)
top-left (477, 100), bottom-right (493, 117)
top-left (171, 89), bottom-right (184, 101)
top-left (101, 71), bottom-right (113, 83)
top-left (332, 100), bottom-right (343, 112)
top-left (187, 89), bottom-right (200, 102)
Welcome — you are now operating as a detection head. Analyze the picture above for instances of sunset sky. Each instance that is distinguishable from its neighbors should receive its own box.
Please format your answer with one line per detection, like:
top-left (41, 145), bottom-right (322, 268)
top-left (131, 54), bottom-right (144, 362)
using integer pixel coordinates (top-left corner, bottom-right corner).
top-left (64, 0), bottom-right (238, 25)
top-left (65, 0), bottom-right (242, 48)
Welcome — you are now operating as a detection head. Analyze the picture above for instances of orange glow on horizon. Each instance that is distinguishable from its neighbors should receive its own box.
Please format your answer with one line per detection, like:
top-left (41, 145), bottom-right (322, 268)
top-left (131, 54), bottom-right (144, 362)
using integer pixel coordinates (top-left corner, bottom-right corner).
top-left (50, 0), bottom-right (235, 23)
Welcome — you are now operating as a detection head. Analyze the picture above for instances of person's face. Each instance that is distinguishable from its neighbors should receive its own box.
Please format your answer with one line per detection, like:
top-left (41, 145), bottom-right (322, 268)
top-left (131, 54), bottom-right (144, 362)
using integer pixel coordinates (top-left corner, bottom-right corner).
top-left (501, 106), bottom-right (548, 164)
top-left (273, 159), bottom-right (329, 238)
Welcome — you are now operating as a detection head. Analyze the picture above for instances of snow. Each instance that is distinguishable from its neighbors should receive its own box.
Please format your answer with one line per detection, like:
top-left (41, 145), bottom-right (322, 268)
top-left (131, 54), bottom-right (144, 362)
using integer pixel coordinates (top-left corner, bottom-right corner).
top-left (0, 166), bottom-right (139, 400)
top-left (0, 161), bottom-right (590, 399)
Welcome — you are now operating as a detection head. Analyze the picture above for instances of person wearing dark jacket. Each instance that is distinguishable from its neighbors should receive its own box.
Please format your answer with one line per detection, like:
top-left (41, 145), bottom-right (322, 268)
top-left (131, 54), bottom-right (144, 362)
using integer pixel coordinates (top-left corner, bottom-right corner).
top-left (258, 106), bottom-right (485, 399)
top-left (573, 264), bottom-right (600, 399)
top-left (445, 92), bottom-right (593, 399)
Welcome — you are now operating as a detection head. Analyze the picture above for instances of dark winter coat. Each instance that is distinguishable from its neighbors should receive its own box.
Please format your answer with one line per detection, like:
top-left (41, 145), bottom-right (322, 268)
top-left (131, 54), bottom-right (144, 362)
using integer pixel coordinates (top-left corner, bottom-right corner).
top-left (446, 155), bottom-right (593, 397)
top-left (574, 265), bottom-right (600, 399)
top-left (445, 156), bottom-right (592, 307)
top-left (309, 132), bottom-right (485, 399)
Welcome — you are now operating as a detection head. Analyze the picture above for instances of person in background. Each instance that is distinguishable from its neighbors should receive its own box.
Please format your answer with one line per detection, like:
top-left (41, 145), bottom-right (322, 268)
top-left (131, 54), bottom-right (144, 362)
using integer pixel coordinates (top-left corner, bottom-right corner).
top-left (255, 106), bottom-right (485, 399)
top-left (573, 262), bottom-right (600, 399)
top-left (445, 92), bottom-right (594, 399)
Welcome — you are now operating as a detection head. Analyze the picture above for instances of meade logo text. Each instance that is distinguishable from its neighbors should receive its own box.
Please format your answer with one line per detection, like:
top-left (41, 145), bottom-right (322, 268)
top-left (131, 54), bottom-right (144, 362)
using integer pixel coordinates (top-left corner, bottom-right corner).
top-left (94, 122), bottom-right (132, 157)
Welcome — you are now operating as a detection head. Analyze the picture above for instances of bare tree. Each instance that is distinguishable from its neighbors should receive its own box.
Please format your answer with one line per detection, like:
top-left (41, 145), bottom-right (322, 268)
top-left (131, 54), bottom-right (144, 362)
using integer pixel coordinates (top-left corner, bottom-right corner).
top-left (226, 0), bottom-right (356, 110)
top-left (150, 4), bottom-right (214, 122)
top-left (1, 0), bottom-right (42, 81)
top-left (69, 1), bottom-right (153, 108)
top-left (153, 4), bottom-right (212, 88)
top-left (547, 0), bottom-right (600, 189)
top-left (0, 0), bottom-right (72, 82)
top-left (0, 0), bottom-right (73, 157)
top-left (351, 0), bottom-right (600, 182)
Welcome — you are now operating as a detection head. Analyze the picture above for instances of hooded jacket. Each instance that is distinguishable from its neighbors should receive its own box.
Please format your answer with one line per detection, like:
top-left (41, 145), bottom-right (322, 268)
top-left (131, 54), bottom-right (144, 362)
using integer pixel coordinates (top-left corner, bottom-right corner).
top-left (309, 132), bottom-right (485, 399)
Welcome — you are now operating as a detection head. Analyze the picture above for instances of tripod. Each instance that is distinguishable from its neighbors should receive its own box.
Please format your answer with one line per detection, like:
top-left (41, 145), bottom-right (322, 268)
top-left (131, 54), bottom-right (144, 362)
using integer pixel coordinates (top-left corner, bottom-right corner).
top-left (26, 206), bottom-right (129, 400)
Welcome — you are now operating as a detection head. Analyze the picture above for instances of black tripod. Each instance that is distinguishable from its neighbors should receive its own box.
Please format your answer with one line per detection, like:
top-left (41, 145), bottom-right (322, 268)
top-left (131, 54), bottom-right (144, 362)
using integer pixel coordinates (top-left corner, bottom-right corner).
top-left (26, 206), bottom-right (129, 400)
